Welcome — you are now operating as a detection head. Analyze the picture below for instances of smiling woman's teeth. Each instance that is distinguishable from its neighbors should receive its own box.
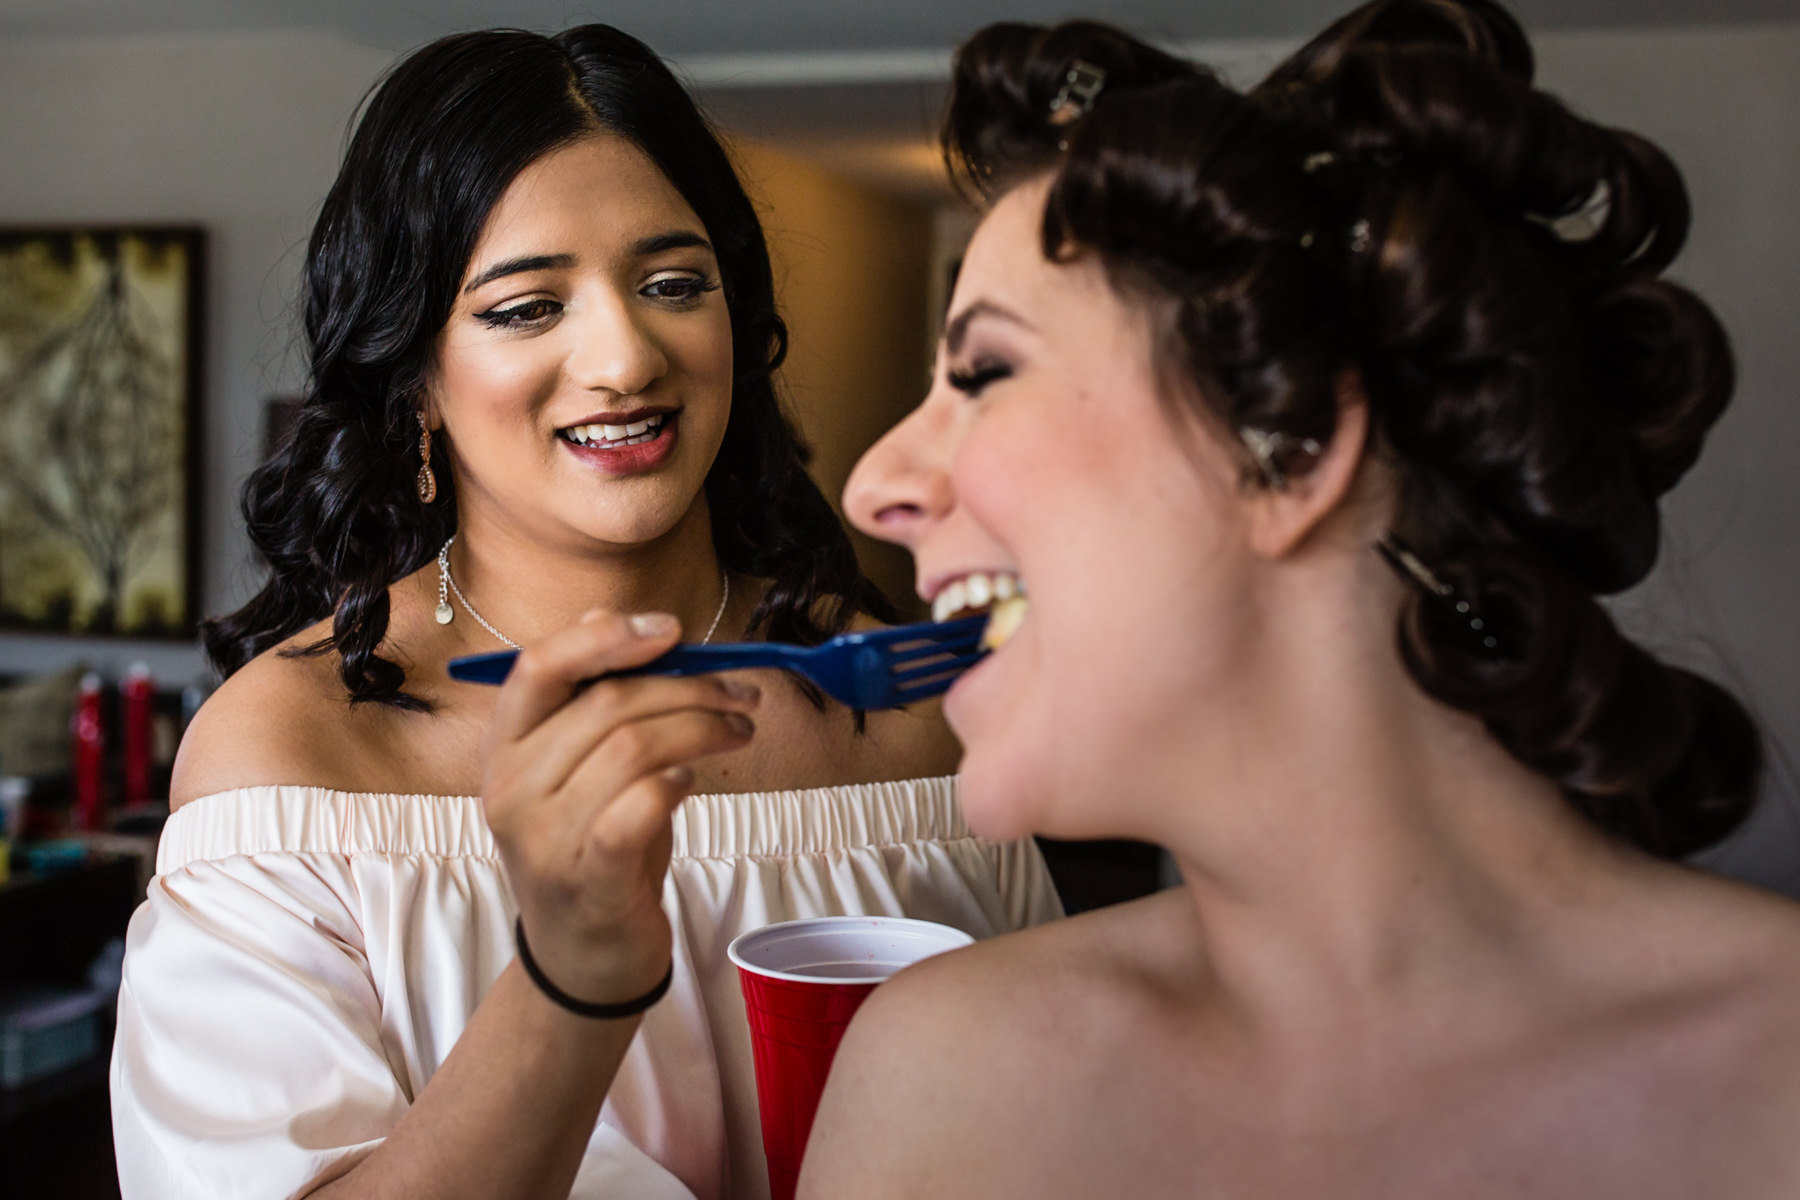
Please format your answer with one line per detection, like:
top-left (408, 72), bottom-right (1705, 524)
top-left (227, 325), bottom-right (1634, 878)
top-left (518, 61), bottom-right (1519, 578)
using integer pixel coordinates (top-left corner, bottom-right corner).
top-left (931, 570), bottom-right (1028, 651)
top-left (562, 413), bottom-right (665, 447)
top-left (932, 570), bottom-right (1020, 623)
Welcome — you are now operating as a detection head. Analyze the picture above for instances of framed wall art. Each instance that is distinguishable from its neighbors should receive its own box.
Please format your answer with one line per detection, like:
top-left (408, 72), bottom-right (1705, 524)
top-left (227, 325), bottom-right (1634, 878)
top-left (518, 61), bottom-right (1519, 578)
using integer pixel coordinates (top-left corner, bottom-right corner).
top-left (0, 227), bottom-right (203, 637)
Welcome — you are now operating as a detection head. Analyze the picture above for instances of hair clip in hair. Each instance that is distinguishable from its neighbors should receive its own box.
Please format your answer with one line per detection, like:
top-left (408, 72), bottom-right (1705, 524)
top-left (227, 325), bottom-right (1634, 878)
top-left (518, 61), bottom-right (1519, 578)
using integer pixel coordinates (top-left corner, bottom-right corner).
top-left (1050, 60), bottom-right (1107, 121)
top-left (1240, 427), bottom-right (1323, 490)
top-left (1375, 533), bottom-right (1502, 653)
top-left (1302, 151), bottom-right (1338, 173)
top-left (1376, 534), bottom-right (1451, 598)
top-left (1347, 219), bottom-right (1373, 255)
top-left (1524, 180), bottom-right (1611, 244)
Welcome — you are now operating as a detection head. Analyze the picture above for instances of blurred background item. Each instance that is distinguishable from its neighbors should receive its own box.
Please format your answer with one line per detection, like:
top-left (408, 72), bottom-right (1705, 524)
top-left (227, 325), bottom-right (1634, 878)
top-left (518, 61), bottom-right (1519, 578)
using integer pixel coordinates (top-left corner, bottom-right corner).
top-left (0, 656), bottom-right (175, 1199)
top-left (0, 665), bottom-right (84, 781)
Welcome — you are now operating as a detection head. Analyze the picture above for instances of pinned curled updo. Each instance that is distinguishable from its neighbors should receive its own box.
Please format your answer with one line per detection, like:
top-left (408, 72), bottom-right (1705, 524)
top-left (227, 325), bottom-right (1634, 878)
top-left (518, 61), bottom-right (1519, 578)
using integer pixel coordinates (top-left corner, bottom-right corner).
top-left (943, 0), bottom-right (1760, 858)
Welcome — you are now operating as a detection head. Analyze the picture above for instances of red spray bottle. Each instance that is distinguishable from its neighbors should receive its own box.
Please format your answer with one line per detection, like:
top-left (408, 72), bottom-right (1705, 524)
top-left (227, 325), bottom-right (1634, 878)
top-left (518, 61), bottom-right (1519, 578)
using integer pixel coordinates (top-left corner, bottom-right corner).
top-left (122, 662), bottom-right (155, 809)
top-left (72, 671), bottom-right (106, 832)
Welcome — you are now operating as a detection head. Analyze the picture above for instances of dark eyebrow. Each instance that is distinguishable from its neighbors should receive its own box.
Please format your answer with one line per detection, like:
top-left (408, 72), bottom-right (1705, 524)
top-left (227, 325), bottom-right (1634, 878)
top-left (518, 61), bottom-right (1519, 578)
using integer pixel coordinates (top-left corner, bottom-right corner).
top-left (462, 232), bottom-right (713, 295)
top-left (944, 300), bottom-right (1032, 357)
top-left (462, 253), bottom-right (575, 294)
top-left (633, 230), bottom-right (712, 257)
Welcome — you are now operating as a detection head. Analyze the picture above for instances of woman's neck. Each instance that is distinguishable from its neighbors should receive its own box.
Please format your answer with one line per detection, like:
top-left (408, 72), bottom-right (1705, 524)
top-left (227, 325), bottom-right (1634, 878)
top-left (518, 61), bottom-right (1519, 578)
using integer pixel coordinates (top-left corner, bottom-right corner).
top-left (1146, 556), bottom-right (1636, 1044)
top-left (441, 501), bottom-right (733, 650)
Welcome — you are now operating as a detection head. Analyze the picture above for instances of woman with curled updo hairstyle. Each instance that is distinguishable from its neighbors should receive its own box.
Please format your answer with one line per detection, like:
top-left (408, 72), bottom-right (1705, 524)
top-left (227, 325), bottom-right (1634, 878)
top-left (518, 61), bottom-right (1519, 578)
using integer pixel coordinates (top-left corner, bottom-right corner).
top-left (111, 23), bottom-right (1060, 1200)
top-left (808, 3), bottom-right (1800, 1196)
top-left (945, 4), bottom-right (1758, 860)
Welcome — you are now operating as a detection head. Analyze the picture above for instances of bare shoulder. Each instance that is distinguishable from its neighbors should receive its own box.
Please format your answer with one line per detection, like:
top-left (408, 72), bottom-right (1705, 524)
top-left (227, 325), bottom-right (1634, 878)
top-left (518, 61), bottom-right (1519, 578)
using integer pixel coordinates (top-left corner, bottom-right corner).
top-left (1586, 861), bottom-right (1800, 1155)
top-left (1669, 868), bottom-right (1800, 1047)
top-left (798, 928), bottom-right (1026, 1196)
top-left (848, 695), bottom-right (963, 781)
top-left (169, 621), bottom-right (381, 808)
top-left (1722, 893), bottom-right (1800, 1150)
top-left (864, 888), bottom-right (1193, 1030)
top-left (1637, 863), bottom-right (1800, 994)
top-left (800, 892), bottom-right (1189, 1197)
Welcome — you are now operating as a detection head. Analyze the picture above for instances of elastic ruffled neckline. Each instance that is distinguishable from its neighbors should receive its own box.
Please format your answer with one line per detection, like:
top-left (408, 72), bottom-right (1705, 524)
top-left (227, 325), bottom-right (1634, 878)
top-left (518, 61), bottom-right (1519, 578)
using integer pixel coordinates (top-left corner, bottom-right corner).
top-left (157, 777), bottom-right (965, 873)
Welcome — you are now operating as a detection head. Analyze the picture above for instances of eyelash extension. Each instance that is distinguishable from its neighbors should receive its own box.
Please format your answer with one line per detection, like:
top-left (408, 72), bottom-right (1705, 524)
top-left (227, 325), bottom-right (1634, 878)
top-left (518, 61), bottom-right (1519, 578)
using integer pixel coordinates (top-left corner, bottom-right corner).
top-left (643, 275), bottom-right (721, 303)
top-left (474, 298), bottom-right (560, 328)
top-left (947, 361), bottom-right (1012, 395)
top-left (473, 275), bottom-right (721, 328)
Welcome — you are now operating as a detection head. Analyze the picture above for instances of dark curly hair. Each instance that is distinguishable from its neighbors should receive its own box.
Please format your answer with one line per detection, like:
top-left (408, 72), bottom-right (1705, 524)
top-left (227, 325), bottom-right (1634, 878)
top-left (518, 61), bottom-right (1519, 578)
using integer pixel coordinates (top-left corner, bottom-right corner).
top-left (943, 0), bottom-right (1760, 858)
top-left (204, 24), bottom-right (894, 709)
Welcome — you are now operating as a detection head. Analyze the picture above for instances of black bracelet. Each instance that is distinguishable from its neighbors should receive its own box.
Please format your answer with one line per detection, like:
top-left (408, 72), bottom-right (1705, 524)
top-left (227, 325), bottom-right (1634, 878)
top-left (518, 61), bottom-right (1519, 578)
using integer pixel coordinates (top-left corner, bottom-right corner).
top-left (513, 917), bottom-right (673, 1020)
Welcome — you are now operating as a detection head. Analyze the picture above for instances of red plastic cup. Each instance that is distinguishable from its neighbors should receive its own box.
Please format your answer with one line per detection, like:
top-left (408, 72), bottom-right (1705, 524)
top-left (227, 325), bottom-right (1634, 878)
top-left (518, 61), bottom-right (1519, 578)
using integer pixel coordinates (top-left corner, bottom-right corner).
top-left (729, 916), bottom-right (973, 1200)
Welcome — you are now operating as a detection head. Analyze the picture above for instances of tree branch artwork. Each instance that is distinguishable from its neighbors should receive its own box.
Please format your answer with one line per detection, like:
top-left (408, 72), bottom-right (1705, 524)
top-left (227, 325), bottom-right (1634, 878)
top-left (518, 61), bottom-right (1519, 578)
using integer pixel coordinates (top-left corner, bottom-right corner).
top-left (0, 230), bottom-right (201, 636)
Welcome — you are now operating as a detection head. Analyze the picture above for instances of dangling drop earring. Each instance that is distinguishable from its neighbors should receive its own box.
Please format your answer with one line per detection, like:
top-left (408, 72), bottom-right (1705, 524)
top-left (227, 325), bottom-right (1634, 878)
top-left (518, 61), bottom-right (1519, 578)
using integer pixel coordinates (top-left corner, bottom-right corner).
top-left (417, 413), bottom-right (438, 504)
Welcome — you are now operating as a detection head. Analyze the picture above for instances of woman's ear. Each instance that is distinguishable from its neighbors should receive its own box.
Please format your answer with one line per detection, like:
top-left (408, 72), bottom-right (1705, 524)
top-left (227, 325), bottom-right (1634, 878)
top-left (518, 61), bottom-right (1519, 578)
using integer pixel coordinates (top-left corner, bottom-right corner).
top-left (1244, 371), bottom-right (1370, 559)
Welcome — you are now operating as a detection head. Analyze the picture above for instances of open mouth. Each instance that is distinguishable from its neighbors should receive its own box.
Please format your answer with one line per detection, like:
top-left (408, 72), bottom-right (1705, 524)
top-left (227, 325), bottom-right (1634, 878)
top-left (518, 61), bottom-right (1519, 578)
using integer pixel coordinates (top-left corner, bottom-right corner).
top-left (931, 570), bottom-right (1028, 652)
top-left (557, 412), bottom-right (668, 448)
top-left (554, 409), bottom-right (679, 475)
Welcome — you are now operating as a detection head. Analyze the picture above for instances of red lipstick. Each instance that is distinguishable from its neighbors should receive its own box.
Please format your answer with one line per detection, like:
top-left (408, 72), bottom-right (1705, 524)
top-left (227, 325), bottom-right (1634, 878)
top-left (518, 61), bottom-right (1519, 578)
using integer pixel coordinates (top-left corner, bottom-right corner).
top-left (558, 411), bottom-right (679, 476)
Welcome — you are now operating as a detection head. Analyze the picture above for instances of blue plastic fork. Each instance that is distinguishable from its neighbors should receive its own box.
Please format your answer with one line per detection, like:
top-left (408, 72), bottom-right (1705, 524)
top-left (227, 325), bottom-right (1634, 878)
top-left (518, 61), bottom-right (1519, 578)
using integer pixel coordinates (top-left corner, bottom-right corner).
top-left (447, 615), bottom-right (990, 709)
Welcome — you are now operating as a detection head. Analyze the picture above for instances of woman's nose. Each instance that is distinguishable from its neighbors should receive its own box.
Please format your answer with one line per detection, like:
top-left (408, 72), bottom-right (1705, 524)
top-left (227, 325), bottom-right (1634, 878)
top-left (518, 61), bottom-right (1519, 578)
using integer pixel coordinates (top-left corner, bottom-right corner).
top-left (844, 399), bottom-right (956, 550)
top-left (568, 293), bottom-right (669, 397)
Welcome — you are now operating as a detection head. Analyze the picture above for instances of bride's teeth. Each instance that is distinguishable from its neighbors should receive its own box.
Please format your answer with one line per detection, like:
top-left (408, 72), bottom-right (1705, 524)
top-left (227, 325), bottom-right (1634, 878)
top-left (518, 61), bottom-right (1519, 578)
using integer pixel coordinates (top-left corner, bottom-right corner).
top-left (933, 579), bottom-right (968, 624)
top-left (603, 424), bottom-right (627, 439)
top-left (626, 419), bottom-right (649, 436)
top-left (932, 570), bottom-right (1025, 624)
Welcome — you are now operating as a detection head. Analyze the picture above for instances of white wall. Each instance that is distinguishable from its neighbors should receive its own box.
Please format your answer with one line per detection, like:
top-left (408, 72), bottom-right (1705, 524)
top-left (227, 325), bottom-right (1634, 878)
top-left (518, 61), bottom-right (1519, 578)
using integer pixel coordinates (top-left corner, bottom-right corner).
top-left (0, 21), bottom-right (1797, 891)
top-left (1530, 25), bottom-right (1800, 892)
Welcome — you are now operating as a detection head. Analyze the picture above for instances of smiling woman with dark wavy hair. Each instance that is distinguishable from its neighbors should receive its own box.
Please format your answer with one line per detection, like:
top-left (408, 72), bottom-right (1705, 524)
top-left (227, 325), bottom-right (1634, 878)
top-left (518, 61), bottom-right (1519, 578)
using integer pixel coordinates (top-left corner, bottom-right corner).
top-left (107, 24), bottom-right (1060, 1200)
top-left (804, 2), bottom-right (1800, 1196)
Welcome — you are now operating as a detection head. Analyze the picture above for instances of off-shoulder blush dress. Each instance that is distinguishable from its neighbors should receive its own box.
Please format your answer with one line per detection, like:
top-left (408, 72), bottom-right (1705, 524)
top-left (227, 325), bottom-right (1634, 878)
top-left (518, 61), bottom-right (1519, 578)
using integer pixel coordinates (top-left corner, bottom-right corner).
top-left (111, 777), bottom-right (1061, 1199)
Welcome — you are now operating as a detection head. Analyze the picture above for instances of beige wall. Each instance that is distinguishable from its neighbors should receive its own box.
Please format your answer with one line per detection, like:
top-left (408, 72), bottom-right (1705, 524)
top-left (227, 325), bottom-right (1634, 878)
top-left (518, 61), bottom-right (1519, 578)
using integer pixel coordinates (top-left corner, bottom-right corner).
top-left (730, 140), bottom-right (935, 615)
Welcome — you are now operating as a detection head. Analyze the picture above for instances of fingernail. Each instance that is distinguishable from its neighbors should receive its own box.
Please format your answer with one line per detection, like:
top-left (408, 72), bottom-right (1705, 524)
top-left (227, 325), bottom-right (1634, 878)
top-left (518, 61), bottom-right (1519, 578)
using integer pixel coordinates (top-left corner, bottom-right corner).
top-left (580, 609), bottom-right (605, 624)
top-left (629, 612), bottom-right (679, 637)
top-left (662, 764), bottom-right (695, 787)
top-left (725, 713), bottom-right (755, 736)
top-left (720, 678), bottom-right (761, 703)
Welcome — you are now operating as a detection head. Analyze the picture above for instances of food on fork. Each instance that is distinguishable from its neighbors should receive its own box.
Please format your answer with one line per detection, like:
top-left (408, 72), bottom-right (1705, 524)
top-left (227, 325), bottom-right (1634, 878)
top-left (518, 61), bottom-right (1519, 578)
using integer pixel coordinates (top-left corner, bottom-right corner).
top-left (980, 595), bottom-right (1027, 651)
top-left (929, 571), bottom-right (1028, 652)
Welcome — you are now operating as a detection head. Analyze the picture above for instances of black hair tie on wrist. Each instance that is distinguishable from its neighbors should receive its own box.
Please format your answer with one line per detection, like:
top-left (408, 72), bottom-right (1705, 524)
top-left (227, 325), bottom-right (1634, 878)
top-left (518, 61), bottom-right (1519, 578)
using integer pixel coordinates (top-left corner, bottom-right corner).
top-left (514, 917), bottom-right (674, 1019)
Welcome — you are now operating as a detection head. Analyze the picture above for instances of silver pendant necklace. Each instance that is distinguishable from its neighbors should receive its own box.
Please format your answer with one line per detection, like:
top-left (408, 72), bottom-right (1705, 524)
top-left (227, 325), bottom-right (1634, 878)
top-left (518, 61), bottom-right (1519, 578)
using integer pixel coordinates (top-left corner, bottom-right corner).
top-left (436, 534), bottom-right (730, 650)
